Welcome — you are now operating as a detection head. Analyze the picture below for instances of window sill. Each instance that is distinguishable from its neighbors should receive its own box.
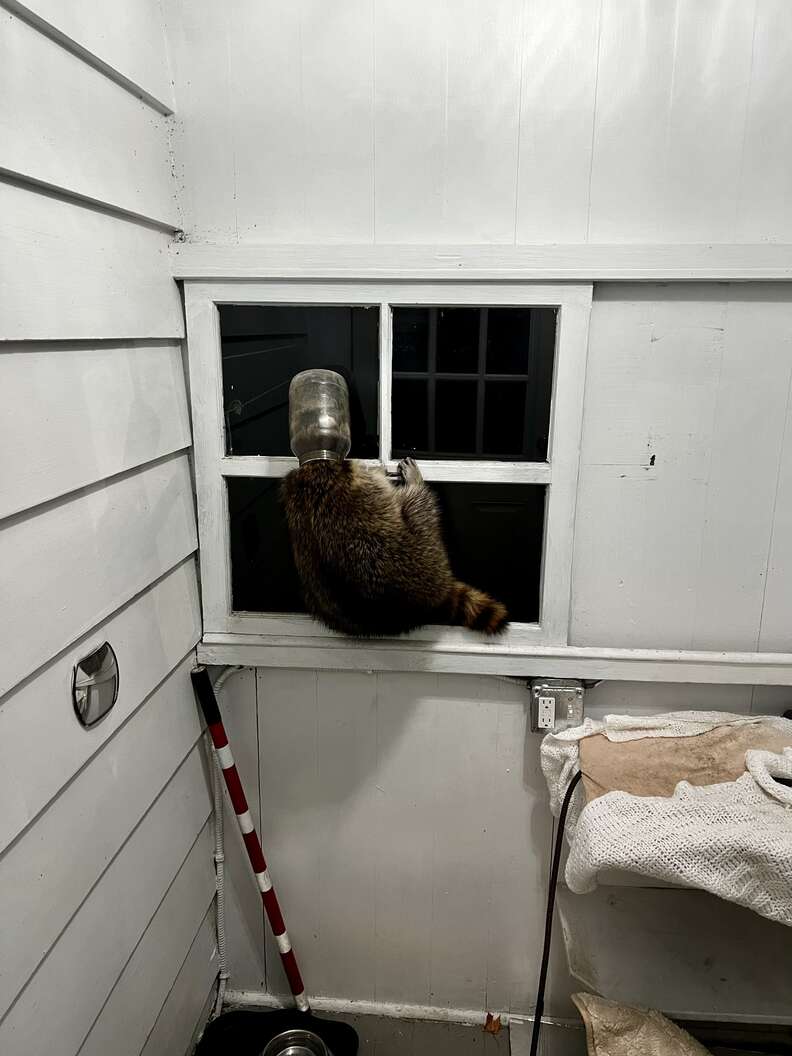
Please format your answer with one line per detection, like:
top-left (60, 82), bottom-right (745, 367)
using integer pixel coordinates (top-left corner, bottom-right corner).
top-left (197, 632), bottom-right (792, 684)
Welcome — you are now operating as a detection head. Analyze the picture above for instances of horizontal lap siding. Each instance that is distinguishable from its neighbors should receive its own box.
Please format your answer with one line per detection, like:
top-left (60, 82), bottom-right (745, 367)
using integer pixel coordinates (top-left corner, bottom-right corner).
top-left (0, 183), bottom-right (183, 341)
top-left (0, 10), bottom-right (178, 225)
top-left (0, 4), bottom-right (208, 1054)
top-left (0, 341), bottom-right (190, 519)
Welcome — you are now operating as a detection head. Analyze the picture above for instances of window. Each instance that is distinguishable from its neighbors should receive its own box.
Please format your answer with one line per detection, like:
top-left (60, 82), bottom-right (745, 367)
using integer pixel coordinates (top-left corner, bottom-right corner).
top-left (186, 282), bottom-right (591, 661)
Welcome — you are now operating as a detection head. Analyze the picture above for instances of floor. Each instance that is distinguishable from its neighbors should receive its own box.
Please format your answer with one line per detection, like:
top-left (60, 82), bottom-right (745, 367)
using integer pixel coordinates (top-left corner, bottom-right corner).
top-left (322, 1013), bottom-right (511, 1055)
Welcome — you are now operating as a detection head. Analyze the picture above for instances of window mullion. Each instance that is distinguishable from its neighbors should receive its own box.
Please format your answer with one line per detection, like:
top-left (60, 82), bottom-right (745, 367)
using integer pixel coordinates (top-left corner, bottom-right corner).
top-left (428, 307), bottom-right (437, 454)
top-left (475, 307), bottom-right (488, 455)
top-left (379, 301), bottom-right (392, 463)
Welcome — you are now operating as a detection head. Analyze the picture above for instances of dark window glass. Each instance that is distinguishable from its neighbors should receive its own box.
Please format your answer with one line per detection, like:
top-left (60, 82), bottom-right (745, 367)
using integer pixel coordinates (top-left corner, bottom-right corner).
top-left (391, 305), bottom-right (556, 461)
top-left (433, 483), bottom-right (545, 624)
top-left (228, 477), bottom-right (306, 614)
top-left (228, 476), bottom-right (544, 624)
top-left (392, 378), bottom-right (428, 454)
top-left (435, 380), bottom-right (477, 455)
top-left (436, 307), bottom-right (480, 372)
top-left (219, 305), bottom-right (379, 457)
top-left (392, 307), bottom-right (428, 372)
top-left (483, 381), bottom-right (527, 457)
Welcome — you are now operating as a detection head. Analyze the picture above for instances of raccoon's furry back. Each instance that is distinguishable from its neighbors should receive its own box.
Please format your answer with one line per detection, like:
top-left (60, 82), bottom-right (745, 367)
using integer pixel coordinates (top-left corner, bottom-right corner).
top-left (281, 459), bottom-right (508, 637)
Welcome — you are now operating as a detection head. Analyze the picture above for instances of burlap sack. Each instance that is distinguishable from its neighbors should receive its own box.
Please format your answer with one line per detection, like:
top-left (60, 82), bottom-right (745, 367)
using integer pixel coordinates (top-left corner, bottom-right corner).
top-left (572, 993), bottom-right (711, 1056)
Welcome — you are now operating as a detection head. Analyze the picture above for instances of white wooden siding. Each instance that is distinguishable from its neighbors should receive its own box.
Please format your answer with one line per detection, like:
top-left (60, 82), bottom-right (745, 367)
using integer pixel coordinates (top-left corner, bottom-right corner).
top-left (163, 0), bottom-right (792, 246)
top-left (0, 183), bottom-right (183, 341)
top-left (5, 0), bottom-right (175, 112)
top-left (0, 11), bottom-right (178, 225)
top-left (139, 909), bottom-right (218, 1056)
top-left (571, 284), bottom-right (792, 650)
top-left (0, 753), bottom-right (211, 1056)
top-left (78, 836), bottom-right (215, 1056)
top-left (0, 655), bottom-right (203, 1019)
top-left (0, 560), bottom-right (200, 854)
top-left (0, 341), bottom-right (190, 519)
top-left (0, 451), bottom-right (196, 695)
top-left (0, 3), bottom-right (210, 1051)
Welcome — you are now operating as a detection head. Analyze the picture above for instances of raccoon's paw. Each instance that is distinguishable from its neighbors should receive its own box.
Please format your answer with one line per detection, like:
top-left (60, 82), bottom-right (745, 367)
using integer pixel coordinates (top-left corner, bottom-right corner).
top-left (397, 457), bottom-right (423, 487)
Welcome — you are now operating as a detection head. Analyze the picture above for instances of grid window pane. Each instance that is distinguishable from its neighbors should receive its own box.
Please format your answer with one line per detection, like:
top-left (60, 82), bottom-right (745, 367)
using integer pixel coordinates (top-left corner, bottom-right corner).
top-left (436, 307), bottom-right (480, 372)
top-left (435, 380), bottom-right (477, 455)
top-left (483, 381), bottom-right (527, 457)
top-left (219, 305), bottom-right (379, 457)
top-left (391, 305), bottom-right (556, 461)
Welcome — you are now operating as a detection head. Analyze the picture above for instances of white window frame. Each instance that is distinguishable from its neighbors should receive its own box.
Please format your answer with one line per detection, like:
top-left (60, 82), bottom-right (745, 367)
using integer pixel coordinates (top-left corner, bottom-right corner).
top-left (185, 280), bottom-right (592, 663)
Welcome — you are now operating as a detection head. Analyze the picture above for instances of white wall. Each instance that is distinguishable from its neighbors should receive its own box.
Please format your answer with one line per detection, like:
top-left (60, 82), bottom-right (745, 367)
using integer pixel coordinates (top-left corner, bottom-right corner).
top-left (160, 0), bottom-right (792, 1027)
top-left (164, 0), bottom-right (792, 246)
top-left (0, 4), bottom-right (215, 1054)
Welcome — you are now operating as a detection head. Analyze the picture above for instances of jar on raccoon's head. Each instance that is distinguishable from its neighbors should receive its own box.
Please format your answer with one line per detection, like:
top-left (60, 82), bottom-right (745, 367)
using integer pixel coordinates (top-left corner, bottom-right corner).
top-left (288, 369), bottom-right (352, 465)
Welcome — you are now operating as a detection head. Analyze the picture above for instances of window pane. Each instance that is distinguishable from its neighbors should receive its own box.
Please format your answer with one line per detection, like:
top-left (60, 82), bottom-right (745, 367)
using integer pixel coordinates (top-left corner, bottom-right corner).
top-left (432, 483), bottom-right (545, 623)
top-left (392, 307), bottom-right (428, 372)
top-left (227, 476), bottom-right (544, 625)
top-left (219, 305), bottom-right (379, 458)
top-left (483, 381), bottom-right (527, 457)
top-left (390, 304), bottom-right (556, 461)
top-left (228, 477), bottom-right (306, 614)
top-left (435, 379), bottom-right (477, 455)
top-left (392, 378), bottom-right (428, 454)
top-left (436, 307), bottom-right (480, 372)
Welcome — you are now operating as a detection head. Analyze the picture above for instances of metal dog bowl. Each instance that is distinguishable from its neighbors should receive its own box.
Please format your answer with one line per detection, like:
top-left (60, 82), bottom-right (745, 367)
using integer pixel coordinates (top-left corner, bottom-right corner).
top-left (261, 1028), bottom-right (331, 1056)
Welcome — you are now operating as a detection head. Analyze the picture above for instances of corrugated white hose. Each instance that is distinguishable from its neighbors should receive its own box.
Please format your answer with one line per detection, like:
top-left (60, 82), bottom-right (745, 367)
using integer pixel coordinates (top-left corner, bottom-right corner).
top-left (209, 665), bottom-right (244, 1019)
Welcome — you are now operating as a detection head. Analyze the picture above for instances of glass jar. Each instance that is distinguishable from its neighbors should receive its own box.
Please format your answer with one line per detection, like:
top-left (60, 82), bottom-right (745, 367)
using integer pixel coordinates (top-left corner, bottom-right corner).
top-left (288, 369), bottom-right (351, 464)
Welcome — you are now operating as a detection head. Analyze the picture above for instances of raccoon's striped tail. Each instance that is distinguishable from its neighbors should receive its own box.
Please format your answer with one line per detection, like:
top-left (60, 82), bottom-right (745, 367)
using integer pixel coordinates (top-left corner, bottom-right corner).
top-left (445, 581), bottom-right (509, 635)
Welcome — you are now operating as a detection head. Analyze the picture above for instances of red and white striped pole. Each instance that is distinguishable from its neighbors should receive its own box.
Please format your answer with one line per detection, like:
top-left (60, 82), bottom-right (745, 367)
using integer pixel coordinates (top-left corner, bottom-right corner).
top-left (192, 666), bottom-right (309, 1013)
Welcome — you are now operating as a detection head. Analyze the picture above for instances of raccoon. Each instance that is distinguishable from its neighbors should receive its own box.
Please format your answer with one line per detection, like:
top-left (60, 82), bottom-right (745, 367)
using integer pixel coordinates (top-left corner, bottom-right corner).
top-left (281, 456), bottom-right (508, 637)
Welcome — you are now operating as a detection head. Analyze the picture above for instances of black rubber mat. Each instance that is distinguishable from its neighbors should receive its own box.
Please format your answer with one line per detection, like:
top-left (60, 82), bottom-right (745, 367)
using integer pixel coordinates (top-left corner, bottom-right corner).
top-left (196, 1009), bottom-right (359, 1056)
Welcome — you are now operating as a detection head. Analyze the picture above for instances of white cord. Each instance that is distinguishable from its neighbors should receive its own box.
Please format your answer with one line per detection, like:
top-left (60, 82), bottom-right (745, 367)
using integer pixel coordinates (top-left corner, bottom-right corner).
top-left (210, 665), bottom-right (244, 1018)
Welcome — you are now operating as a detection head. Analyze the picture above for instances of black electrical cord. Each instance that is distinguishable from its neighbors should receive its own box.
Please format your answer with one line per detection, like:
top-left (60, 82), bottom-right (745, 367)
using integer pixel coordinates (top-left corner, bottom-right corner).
top-left (529, 769), bottom-right (583, 1056)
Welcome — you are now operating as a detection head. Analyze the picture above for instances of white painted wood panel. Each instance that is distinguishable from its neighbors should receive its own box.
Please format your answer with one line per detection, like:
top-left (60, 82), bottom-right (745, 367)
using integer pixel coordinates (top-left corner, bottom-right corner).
top-left (159, 0), bottom-right (235, 241)
top-left (0, 452), bottom-right (196, 695)
top-left (0, 11), bottom-right (178, 225)
top-left (0, 341), bottom-right (190, 519)
top-left (166, 0), bottom-right (792, 247)
top-left (139, 910), bottom-right (218, 1056)
top-left (0, 558), bottom-right (200, 853)
top-left (736, 0), bottom-right (792, 243)
top-left (78, 832), bottom-right (215, 1056)
top-left (0, 655), bottom-right (203, 1019)
top-left (759, 373), bottom-right (792, 650)
top-left (588, 0), bottom-right (757, 243)
top-left (231, 0), bottom-right (376, 243)
top-left (0, 746), bottom-right (211, 1056)
top-left (7, 0), bottom-right (175, 112)
top-left (170, 242), bottom-right (792, 281)
top-left (0, 182), bottom-right (183, 340)
top-left (375, 0), bottom-right (523, 244)
top-left (515, 0), bottom-right (600, 243)
top-left (570, 285), bottom-right (792, 650)
top-left (254, 670), bottom-right (550, 1013)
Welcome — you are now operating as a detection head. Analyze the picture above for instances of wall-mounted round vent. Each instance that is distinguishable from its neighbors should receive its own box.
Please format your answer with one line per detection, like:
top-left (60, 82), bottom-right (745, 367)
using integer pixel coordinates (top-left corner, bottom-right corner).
top-left (72, 642), bottom-right (119, 728)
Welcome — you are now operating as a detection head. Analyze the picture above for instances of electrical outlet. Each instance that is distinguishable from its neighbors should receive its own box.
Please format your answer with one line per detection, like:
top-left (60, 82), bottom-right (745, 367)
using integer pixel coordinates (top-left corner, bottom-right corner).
top-left (537, 695), bottom-right (556, 729)
top-left (530, 679), bottom-right (585, 733)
